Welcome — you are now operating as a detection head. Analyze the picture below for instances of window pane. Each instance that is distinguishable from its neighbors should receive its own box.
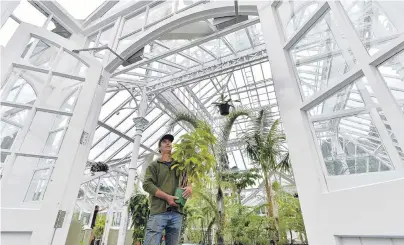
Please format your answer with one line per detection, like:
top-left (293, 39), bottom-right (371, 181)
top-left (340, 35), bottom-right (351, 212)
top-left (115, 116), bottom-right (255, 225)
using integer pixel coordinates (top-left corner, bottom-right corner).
top-left (277, 1), bottom-right (319, 39)
top-left (13, 1), bottom-right (47, 27)
top-left (313, 113), bottom-right (393, 175)
top-left (341, 1), bottom-right (400, 56)
top-left (377, 50), bottom-right (404, 114)
top-left (290, 11), bottom-right (352, 98)
top-left (121, 12), bottom-right (145, 37)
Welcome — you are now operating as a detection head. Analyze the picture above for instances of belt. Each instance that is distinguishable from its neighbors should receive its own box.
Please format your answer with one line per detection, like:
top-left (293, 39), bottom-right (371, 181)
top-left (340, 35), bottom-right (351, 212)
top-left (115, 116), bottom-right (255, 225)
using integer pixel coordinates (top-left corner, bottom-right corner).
top-left (166, 207), bottom-right (178, 212)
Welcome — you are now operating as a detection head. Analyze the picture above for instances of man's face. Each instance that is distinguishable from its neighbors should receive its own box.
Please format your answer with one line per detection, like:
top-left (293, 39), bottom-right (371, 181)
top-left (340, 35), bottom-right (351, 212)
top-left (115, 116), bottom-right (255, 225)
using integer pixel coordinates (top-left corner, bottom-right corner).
top-left (160, 139), bottom-right (172, 153)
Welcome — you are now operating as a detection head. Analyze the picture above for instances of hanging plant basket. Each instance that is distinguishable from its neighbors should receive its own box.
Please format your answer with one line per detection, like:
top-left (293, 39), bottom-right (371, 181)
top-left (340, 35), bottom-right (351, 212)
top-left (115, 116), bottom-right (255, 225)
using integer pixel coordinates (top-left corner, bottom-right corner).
top-left (218, 103), bottom-right (231, 116)
top-left (212, 94), bottom-right (240, 116)
top-left (90, 162), bottom-right (109, 173)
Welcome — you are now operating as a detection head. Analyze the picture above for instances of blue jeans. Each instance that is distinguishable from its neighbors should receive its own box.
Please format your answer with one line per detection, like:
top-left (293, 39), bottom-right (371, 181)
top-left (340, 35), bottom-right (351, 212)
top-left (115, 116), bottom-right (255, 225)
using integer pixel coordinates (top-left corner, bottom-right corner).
top-left (144, 211), bottom-right (182, 245)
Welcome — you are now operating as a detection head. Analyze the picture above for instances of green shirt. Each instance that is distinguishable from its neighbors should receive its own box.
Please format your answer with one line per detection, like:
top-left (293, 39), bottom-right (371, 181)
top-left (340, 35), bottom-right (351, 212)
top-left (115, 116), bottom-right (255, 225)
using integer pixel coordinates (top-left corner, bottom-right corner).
top-left (142, 159), bottom-right (183, 215)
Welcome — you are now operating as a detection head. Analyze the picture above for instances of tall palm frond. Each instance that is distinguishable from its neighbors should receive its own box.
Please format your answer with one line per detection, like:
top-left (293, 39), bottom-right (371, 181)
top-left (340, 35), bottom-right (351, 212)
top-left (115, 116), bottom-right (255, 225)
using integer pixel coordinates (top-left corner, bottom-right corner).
top-left (277, 152), bottom-right (291, 173)
top-left (194, 189), bottom-right (220, 222)
top-left (252, 107), bottom-right (272, 136)
top-left (167, 111), bottom-right (200, 130)
top-left (217, 109), bottom-right (251, 169)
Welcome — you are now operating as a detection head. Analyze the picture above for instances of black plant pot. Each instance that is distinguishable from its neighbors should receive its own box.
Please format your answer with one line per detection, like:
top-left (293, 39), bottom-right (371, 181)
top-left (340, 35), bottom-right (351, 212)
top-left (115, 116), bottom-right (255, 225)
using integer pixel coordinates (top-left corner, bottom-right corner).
top-left (219, 103), bottom-right (231, 116)
top-left (90, 162), bottom-right (109, 173)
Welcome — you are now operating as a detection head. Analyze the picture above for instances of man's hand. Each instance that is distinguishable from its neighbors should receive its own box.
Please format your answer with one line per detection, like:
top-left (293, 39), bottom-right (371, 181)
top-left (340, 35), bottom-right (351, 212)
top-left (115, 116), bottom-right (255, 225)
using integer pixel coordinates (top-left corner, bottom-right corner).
top-left (182, 186), bottom-right (193, 199)
top-left (166, 195), bottom-right (179, 207)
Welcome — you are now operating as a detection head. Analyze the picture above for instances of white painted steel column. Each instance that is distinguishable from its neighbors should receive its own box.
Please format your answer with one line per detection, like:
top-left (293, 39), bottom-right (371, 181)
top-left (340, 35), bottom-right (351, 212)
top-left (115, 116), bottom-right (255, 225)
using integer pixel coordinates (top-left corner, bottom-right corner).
top-left (101, 173), bottom-right (120, 245)
top-left (257, 2), bottom-right (330, 244)
top-left (117, 87), bottom-right (149, 245)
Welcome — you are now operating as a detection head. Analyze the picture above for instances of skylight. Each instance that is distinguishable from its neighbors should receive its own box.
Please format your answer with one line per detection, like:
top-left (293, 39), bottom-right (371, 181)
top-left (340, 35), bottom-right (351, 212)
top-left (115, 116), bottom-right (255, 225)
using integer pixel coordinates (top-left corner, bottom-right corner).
top-left (56, 0), bottom-right (106, 19)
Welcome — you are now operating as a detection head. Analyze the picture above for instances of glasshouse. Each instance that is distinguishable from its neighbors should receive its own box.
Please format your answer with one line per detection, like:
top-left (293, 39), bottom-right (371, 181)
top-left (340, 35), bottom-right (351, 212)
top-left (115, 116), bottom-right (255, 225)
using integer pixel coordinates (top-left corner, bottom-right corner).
top-left (1, 0), bottom-right (404, 245)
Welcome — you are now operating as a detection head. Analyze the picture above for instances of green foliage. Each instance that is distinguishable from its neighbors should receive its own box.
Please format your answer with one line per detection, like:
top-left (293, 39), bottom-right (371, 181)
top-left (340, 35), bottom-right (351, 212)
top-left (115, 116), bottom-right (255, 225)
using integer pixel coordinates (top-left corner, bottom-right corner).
top-left (168, 111), bottom-right (200, 130)
top-left (221, 168), bottom-right (260, 203)
top-left (172, 126), bottom-right (217, 186)
top-left (223, 202), bottom-right (277, 245)
top-left (277, 191), bottom-right (307, 244)
top-left (93, 214), bottom-right (106, 239)
top-left (217, 109), bottom-right (251, 170)
top-left (245, 118), bottom-right (288, 174)
top-left (212, 93), bottom-right (240, 105)
top-left (127, 194), bottom-right (149, 243)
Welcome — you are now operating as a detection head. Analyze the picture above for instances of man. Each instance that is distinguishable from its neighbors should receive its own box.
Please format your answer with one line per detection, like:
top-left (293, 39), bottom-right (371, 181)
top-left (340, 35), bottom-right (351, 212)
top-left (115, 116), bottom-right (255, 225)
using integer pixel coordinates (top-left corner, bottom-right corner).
top-left (89, 205), bottom-right (107, 245)
top-left (143, 134), bottom-right (192, 245)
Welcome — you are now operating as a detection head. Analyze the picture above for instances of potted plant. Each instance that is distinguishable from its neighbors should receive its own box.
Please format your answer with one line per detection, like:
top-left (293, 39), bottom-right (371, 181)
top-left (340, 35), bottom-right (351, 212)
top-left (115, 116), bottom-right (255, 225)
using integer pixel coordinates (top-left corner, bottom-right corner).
top-left (212, 94), bottom-right (240, 116)
top-left (90, 162), bottom-right (109, 174)
top-left (171, 124), bottom-right (217, 206)
top-left (127, 194), bottom-right (149, 245)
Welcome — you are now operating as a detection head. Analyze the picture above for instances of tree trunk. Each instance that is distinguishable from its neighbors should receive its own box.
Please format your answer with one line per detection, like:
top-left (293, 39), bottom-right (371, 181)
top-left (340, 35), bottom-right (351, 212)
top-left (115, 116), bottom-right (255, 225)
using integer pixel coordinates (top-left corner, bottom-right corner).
top-left (216, 186), bottom-right (225, 245)
top-left (207, 218), bottom-right (215, 245)
top-left (303, 232), bottom-right (308, 244)
top-left (264, 174), bottom-right (279, 243)
top-left (289, 230), bottom-right (293, 244)
top-left (237, 189), bottom-right (242, 206)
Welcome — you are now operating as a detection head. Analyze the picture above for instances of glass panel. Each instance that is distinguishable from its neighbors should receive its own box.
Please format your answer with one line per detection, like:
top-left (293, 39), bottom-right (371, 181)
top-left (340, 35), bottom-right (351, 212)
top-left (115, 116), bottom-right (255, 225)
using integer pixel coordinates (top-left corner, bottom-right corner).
top-left (54, 51), bottom-right (88, 77)
top-left (87, 33), bottom-right (97, 52)
top-left (41, 75), bottom-right (83, 111)
top-left (0, 105), bottom-right (30, 151)
top-left (112, 142), bottom-right (133, 160)
top-left (277, 1), bottom-right (319, 39)
top-left (224, 29), bottom-right (251, 52)
top-left (4, 75), bottom-right (37, 104)
top-left (43, 129), bottom-right (66, 155)
top-left (0, 106), bottom-right (30, 125)
top-left (341, 1), bottom-right (400, 56)
top-left (297, 55), bottom-right (350, 98)
top-left (200, 38), bottom-right (232, 58)
top-left (22, 38), bottom-right (59, 70)
top-left (247, 23), bottom-right (264, 46)
top-left (313, 113), bottom-right (393, 175)
top-left (377, 50), bottom-right (404, 114)
top-left (47, 19), bottom-right (72, 39)
top-left (56, 0), bottom-right (105, 19)
top-left (186, 46), bottom-right (215, 63)
top-left (22, 157), bottom-right (56, 202)
top-left (0, 17), bottom-right (19, 46)
top-left (117, 31), bottom-right (141, 54)
top-left (99, 90), bottom-right (131, 120)
top-left (177, 0), bottom-right (199, 11)
top-left (146, 2), bottom-right (173, 25)
top-left (121, 12), bottom-right (145, 37)
top-left (309, 81), bottom-right (364, 116)
top-left (13, 0), bottom-right (47, 27)
top-left (28, 111), bottom-right (72, 153)
top-left (97, 27), bottom-right (114, 56)
top-left (89, 132), bottom-right (120, 160)
top-left (149, 61), bottom-right (181, 74)
top-left (290, 11), bottom-right (352, 98)
top-left (164, 54), bottom-right (197, 67)
top-left (0, 123), bottom-right (19, 150)
top-left (25, 168), bottom-right (54, 201)
top-left (95, 138), bottom-right (129, 162)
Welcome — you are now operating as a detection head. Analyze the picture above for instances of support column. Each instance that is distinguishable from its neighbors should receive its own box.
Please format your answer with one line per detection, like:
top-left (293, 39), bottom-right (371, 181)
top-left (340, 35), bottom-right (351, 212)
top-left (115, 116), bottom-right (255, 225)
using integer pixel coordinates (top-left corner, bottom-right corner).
top-left (101, 173), bottom-right (120, 245)
top-left (257, 2), bottom-right (330, 244)
top-left (117, 87), bottom-right (149, 245)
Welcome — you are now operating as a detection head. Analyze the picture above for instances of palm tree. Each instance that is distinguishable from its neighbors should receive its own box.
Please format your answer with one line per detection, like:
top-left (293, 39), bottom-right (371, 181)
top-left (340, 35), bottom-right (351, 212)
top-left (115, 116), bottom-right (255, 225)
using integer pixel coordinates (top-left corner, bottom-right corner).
top-left (168, 109), bottom-right (251, 245)
top-left (245, 108), bottom-right (290, 243)
top-left (221, 168), bottom-right (260, 205)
